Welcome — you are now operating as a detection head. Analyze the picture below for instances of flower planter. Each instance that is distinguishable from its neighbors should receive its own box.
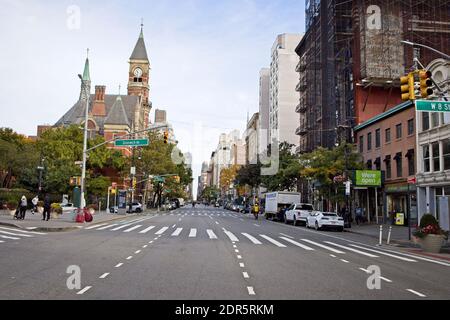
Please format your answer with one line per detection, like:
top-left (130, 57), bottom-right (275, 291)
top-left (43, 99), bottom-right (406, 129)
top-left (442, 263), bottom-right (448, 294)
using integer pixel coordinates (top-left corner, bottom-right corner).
top-left (9, 210), bottom-right (17, 216)
top-left (420, 234), bottom-right (445, 253)
top-left (51, 212), bottom-right (60, 219)
top-left (37, 206), bottom-right (44, 214)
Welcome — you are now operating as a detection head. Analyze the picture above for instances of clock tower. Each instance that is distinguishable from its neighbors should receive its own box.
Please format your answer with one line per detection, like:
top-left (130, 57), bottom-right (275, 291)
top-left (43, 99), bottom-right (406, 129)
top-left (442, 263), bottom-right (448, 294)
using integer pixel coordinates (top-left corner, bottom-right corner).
top-left (128, 23), bottom-right (151, 127)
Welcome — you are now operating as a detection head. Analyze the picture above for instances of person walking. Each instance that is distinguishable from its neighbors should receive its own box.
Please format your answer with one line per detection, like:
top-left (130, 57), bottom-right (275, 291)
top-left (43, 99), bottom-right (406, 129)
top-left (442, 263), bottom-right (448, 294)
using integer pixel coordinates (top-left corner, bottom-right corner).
top-left (19, 195), bottom-right (28, 220)
top-left (43, 194), bottom-right (51, 221)
top-left (31, 195), bottom-right (39, 214)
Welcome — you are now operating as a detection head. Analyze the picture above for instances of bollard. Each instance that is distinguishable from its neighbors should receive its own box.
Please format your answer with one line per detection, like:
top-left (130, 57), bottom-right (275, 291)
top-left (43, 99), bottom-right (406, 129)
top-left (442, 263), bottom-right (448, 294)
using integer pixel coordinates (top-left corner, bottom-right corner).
top-left (387, 226), bottom-right (393, 245)
top-left (378, 225), bottom-right (383, 246)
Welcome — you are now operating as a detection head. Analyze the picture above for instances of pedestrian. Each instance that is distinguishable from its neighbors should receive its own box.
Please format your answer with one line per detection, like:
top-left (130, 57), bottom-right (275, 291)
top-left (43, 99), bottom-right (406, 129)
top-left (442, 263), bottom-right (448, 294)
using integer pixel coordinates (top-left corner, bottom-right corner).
top-left (355, 206), bottom-right (363, 225)
top-left (43, 194), bottom-right (51, 221)
top-left (18, 195), bottom-right (28, 220)
top-left (31, 195), bottom-right (39, 214)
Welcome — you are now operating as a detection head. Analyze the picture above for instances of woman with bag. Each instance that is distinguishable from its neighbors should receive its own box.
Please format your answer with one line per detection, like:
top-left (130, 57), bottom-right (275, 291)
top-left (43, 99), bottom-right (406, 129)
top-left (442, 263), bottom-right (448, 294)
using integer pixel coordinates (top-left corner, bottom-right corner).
top-left (19, 195), bottom-right (27, 220)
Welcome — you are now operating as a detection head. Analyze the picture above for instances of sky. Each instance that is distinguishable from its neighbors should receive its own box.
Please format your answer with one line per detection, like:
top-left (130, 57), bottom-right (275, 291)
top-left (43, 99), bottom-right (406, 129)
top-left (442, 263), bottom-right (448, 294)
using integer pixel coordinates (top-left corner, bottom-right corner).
top-left (0, 0), bottom-right (305, 198)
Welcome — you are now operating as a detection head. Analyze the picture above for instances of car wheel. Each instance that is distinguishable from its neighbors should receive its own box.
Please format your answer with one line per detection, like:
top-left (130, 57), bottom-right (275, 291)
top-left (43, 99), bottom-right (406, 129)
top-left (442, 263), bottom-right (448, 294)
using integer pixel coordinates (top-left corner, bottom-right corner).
top-left (315, 221), bottom-right (320, 231)
top-left (293, 216), bottom-right (297, 226)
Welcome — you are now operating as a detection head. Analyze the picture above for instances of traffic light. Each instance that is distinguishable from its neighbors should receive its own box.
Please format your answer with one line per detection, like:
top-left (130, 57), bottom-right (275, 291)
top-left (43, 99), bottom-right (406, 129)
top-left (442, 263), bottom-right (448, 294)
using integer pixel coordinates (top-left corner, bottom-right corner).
top-left (163, 131), bottom-right (169, 144)
top-left (401, 73), bottom-right (415, 101)
top-left (419, 69), bottom-right (433, 99)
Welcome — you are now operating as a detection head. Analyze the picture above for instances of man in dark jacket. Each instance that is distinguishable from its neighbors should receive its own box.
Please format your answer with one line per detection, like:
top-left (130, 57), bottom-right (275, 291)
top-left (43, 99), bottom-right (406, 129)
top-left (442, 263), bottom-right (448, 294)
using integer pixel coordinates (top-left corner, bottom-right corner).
top-left (43, 194), bottom-right (51, 221)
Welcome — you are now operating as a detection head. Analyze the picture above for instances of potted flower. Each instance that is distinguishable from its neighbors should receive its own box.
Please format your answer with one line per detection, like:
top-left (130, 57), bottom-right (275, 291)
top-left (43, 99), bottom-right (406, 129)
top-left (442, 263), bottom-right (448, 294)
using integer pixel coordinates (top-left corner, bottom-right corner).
top-left (413, 214), bottom-right (449, 253)
top-left (51, 203), bottom-right (63, 219)
top-left (7, 200), bottom-right (18, 217)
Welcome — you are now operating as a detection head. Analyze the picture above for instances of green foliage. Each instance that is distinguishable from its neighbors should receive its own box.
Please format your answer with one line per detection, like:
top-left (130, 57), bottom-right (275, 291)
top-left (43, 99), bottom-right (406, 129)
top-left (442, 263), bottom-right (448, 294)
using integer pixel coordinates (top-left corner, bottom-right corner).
top-left (419, 214), bottom-right (439, 228)
top-left (235, 164), bottom-right (262, 188)
top-left (201, 186), bottom-right (220, 202)
top-left (86, 176), bottom-right (111, 197)
top-left (0, 188), bottom-right (34, 207)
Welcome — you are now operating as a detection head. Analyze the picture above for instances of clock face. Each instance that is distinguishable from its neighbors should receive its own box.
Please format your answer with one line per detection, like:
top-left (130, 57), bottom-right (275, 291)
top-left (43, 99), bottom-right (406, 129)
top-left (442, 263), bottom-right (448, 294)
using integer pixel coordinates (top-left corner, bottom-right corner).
top-left (134, 68), bottom-right (143, 77)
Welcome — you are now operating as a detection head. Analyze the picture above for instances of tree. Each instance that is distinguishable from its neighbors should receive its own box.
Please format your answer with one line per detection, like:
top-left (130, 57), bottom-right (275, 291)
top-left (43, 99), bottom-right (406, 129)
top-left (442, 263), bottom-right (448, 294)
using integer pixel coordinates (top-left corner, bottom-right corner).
top-left (220, 165), bottom-right (239, 194)
top-left (201, 186), bottom-right (220, 202)
top-left (235, 164), bottom-right (262, 189)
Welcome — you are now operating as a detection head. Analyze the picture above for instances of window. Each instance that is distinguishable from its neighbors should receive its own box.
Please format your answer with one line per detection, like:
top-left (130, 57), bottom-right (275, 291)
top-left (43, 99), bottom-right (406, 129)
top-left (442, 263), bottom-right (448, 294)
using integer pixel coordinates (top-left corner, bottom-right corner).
top-left (396, 124), bottom-right (402, 139)
top-left (431, 113), bottom-right (440, 128)
top-left (367, 132), bottom-right (372, 151)
top-left (385, 128), bottom-right (391, 143)
top-left (423, 145), bottom-right (430, 172)
top-left (359, 136), bottom-right (364, 153)
top-left (385, 156), bottom-right (392, 179)
top-left (375, 129), bottom-right (381, 148)
top-left (422, 112), bottom-right (430, 131)
top-left (395, 152), bottom-right (403, 178)
top-left (367, 160), bottom-right (372, 170)
top-left (432, 142), bottom-right (440, 172)
top-left (375, 157), bottom-right (381, 171)
top-left (407, 150), bottom-right (415, 176)
top-left (444, 139), bottom-right (450, 171)
top-left (408, 119), bottom-right (414, 135)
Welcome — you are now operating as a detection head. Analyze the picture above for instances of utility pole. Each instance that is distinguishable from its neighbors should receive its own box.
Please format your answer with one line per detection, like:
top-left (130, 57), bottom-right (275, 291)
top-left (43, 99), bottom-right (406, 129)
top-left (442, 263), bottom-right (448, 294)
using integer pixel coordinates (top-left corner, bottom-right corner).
top-left (79, 73), bottom-right (90, 210)
top-left (37, 157), bottom-right (44, 196)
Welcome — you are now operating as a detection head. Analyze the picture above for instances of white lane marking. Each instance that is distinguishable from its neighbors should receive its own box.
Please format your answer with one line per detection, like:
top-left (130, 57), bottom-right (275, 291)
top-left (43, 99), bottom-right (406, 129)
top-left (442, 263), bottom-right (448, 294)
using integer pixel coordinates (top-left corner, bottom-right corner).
top-left (280, 233), bottom-right (294, 239)
top-left (155, 227), bottom-right (169, 235)
top-left (135, 250), bottom-right (141, 254)
top-left (364, 246), bottom-right (450, 267)
top-left (407, 289), bottom-right (427, 298)
top-left (243, 272), bottom-right (249, 279)
top-left (241, 233), bottom-right (262, 245)
top-left (172, 224), bottom-right (176, 228)
top-left (139, 226), bottom-right (155, 234)
top-left (380, 277), bottom-right (393, 283)
top-left (206, 229), bottom-right (218, 239)
top-left (0, 230), bottom-right (33, 238)
top-left (172, 228), bottom-right (183, 237)
top-left (115, 263), bottom-right (123, 268)
top-left (0, 240), bottom-right (4, 243)
top-left (330, 254), bottom-right (337, 258)
top-left (340, 259), bottom-right (350, 263)
top-left (189, 229), bottom-right (197, 238)
top-left (239, 263), bottom-right (245, 268)
top-left (215, 221), bottom-right (219, 225)
top-left (178, 218), bottom-right (182, 222)
top-left (349, 245), bottom-right (417, 262)
top-left (126, 256), bottom-right (133, 260)
top-left (253, 224), bottom-right (260, 227)
top-left (85, 223), bottom-right (108, 230)
top-left (99, 273), bottom-right (110, 279)
top-left (324, 242), bottom-right (379, 258)
top-left (300, 239), bottom-right (344, 254)
top-left (235, 249), bottom-right (240, 253)
top-left (0, 235), bottom-right (20, 240)
top-left (259, 235), bottom-right (286, 248)
top-left (233, 245), bottom-right (237, 248)
top-left (0, 227), bottom-right (47, 235)
top-left (77, 286), bottom-right (92, 295)
top-left (123, 225), bottom-right (142, 233)
top-left (26, 227), bottom-right (37, 230)
top-left (142, 245), bottom-right (148, 248)
top-left (111, 223), bottom-right (136, 231)
top-left (97, 224), bottom-right (118, 230)
top-left (280, 237), bottom-right (315, 251)
top-left (224, 230), bottom-right (239, 242)
top-left (247, 287), bottom-right (256, 295)
top-left (237, 255), bottom-right (242, 259)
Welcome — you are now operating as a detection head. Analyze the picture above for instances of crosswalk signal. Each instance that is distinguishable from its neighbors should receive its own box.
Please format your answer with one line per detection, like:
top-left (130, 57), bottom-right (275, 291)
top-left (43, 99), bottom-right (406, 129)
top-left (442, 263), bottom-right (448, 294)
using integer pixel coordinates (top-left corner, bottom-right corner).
top-left (419, 69), bottom-right (433, 99)
top-left (401, 73), bottom-right (415, 101)
top-left (163, 131), bottom-right (169, 144)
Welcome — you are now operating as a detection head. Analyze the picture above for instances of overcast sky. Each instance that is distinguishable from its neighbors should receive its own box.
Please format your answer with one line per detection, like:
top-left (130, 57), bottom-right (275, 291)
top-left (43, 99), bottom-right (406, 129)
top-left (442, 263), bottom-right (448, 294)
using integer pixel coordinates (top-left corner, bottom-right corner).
top-left (0, 0), bottom-right (305, 198)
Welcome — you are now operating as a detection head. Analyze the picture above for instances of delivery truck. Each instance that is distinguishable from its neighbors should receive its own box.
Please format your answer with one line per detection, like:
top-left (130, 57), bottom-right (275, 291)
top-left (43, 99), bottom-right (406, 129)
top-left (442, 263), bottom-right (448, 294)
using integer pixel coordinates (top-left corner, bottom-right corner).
top-left (264, 192), bottom-right (301, 221)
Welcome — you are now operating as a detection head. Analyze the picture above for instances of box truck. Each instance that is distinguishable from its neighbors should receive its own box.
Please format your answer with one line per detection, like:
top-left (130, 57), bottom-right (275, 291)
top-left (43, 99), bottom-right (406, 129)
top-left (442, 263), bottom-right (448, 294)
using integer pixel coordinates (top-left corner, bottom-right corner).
top-left (264, 192), bottom-right (301, 221)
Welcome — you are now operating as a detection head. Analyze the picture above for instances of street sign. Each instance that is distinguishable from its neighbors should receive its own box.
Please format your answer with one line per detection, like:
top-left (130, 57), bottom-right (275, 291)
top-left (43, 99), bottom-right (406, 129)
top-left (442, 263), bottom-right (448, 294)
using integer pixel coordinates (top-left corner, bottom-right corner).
top-left (114, 139), bottom-right (149, 147)
top-left (355, 170), bottom-right (382, 187)
top-left (408, 176), bottom-right (417, 185)
top-left (416, 100), bottom-right (450, 112)
top-left (130, 167), bottom-right (136, 175)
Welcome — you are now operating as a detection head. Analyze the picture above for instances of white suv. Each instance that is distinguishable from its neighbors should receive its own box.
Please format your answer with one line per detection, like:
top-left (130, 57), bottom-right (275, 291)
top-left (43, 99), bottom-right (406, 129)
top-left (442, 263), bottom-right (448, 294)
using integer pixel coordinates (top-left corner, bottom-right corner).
top-left (126, 202), bottom-right (143, 213)
top-left (284, 203), bottom-right (315, 226)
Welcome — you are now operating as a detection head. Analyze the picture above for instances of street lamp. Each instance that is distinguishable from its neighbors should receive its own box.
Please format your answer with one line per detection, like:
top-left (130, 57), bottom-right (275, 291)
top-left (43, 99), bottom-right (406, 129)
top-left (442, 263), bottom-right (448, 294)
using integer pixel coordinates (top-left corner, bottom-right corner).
top-left (401, 40), bottom-right (450, 60)
top-left (78, 73), bottom-right (90, 209)
top-left (37, 157), bottom-right (45, 196)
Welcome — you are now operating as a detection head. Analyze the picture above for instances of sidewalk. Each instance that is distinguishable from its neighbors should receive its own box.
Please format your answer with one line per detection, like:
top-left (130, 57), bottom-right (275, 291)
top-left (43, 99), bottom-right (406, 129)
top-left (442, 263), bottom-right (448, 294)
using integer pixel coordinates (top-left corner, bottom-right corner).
top-left (0, 209), bottom-right (153, 232)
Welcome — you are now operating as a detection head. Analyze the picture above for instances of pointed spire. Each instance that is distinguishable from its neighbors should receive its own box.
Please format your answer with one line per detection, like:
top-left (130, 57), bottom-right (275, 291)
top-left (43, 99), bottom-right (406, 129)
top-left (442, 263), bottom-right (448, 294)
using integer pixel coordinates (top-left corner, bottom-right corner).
top-left (82, 48), bottom-right (91, 81)
top-left (130, 22), bottom-right (149, 61)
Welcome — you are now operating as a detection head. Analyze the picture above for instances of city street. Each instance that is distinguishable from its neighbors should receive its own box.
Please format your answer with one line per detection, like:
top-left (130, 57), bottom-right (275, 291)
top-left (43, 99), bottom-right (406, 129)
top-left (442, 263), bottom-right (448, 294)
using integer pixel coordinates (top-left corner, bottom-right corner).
top-left (1, 206), bottom-right (449, 300)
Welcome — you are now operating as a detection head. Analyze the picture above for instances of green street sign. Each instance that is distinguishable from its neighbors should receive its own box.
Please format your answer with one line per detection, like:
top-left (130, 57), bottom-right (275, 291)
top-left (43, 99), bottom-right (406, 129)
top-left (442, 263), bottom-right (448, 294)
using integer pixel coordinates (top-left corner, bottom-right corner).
top-left (153, 176), bottom-right (165, 183)
top-left (114, 139), bottom-right (149, 147)
top-left (355, 170), bottom-right (382, 187)
top-left (416, 100), bottom-right (450, 112)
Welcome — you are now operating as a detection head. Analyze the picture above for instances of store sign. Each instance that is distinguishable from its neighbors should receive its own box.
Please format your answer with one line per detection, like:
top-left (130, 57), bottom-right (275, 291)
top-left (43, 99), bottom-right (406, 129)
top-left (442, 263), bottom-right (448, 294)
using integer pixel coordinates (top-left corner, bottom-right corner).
top-left (355, 170), bottom-right (382, 187)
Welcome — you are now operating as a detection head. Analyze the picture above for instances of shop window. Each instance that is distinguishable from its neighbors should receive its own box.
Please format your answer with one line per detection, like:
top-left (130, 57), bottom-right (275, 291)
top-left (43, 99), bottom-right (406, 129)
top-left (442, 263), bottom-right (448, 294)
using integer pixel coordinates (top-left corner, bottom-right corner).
top-left (407, 149), bottom-right (415, 176)
top-left (444, 139), bottom-right (450, 171)
top-left (423, 145), bottom-right (430, 172)
top-left (432, 142), bottom-right (440, 172)
top-left (385, 155), bottom-right (392, 179)
top-left (396, 124), bottom-right (402, 139)
top-left (422, 112), bottom-right (430, 131)
top-left (385, 128), bottom-right (391, 143)
top-left (395, 152), bottom-right (403, 178)
top-left (408, 119), bottom-right (414, 135)
top-left (375, 129), bottom-right (381, 148)
top-left (367, 132), bottom-right (372, 151)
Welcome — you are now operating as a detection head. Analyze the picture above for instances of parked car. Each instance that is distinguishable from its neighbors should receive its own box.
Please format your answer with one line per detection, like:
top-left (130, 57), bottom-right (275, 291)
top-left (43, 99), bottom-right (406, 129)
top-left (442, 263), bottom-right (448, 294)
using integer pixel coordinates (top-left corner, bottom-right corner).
top-left (60, 203), bottom-right (77, 214)
top-left (126, 202), bottom-right (143, 213)
top-left (237, 204), bottom-right (245, 212)
top-left (306, 212), bottom-right (345, 232)
top-left (214, 202), bottom-right (220, 208)
top-left (284, 203), bottom-right (316, 226)
top-left (109, 206), bottom-right (118, 214)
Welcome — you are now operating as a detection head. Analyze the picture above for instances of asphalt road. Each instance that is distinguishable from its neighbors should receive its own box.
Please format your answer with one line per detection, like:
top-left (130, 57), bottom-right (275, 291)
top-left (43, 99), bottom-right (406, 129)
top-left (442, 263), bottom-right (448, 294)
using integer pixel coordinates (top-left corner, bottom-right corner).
top-left (0, 206), bottom-right (449, 300)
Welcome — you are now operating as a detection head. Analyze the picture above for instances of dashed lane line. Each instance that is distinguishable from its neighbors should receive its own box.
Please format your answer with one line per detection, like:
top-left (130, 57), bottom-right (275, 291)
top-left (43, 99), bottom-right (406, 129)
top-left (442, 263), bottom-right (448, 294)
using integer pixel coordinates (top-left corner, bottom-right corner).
top-left (99, 273), bottom-right (110, 279)
top-left (407, 289), bottom-right (427, 298)
top-left (77, 286), bottom-right (92, 295)
top-left (243, 272), bottom-right (249, 279)
top-left (247, 287), bottom-right (256, 296)
top-left (115, 263), bottom-right (123, 268)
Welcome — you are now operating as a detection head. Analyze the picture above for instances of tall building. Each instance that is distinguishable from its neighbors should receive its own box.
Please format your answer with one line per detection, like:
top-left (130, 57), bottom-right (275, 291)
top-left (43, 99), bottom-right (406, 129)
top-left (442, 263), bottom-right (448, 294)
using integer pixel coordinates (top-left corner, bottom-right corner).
top-left (245, 113), bottom-right (259, 165)
top-left (53, 25), bottom-right (152, 156)
top-left (269, 34), bottom-right (303, 149)
top-left (259, 68), bottom-right (270, 152)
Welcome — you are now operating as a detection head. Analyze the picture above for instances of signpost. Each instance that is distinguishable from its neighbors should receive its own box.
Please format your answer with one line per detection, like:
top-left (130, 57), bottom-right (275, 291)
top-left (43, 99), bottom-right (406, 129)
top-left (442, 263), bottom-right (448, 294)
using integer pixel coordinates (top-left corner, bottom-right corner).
top-left (114, 139), bottom-right (149, 147)
top-left (416, 100), bottom-right (450, 112)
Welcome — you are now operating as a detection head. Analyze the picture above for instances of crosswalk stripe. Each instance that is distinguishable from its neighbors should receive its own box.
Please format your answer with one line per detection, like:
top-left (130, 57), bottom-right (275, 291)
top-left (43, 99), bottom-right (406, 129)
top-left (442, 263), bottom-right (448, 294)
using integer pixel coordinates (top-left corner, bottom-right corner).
top-left (97, 224), bottom-right (118, 230)
top-left (172, 228), bottom-right (183, 236)
top-left (324, 242), bottom-right (379, 258)
top-left (0, 230), bottom-right (33, 238)
top-left (241, 233), bottom-right (262, 244)
top-left (0, 226), bottom-right (46, 235)
top-left (206, 229), bottom-right (217, 239)
top-left (111, 223), bottom-right (136, 231)
top-left (0, 240), bottom-right (4, 243)
top-left (139, 226), bottom-right (155, 234)
top-left (189, 229), bottom-right (197, 238)
top-left (155, 227), bottom-right (169, 235)
top-left (260, 235), bottom-right (286, 247)
top-left (300, 239), bottom-right (344, 254)
top-left (123, 225), bottom-right (142, 233)
top-left (224, 230), bottom-right (239, 242)
top-left (0, 235), bottom-right (20, 240)
top-left (280, 237), bottom-right (315, 251)
top-left (349, 245), bottom-right (417, 262)
top-left (85, 223), bottom-right (108, 230)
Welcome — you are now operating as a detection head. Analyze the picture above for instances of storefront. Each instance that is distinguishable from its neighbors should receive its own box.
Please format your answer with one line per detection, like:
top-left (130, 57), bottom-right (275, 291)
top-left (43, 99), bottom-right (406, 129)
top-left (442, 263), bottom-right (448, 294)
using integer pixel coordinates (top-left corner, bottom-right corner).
top-left (352, 170), bottom-right (382, 223)
top-left (385, 183), bottom-right (417, 226)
